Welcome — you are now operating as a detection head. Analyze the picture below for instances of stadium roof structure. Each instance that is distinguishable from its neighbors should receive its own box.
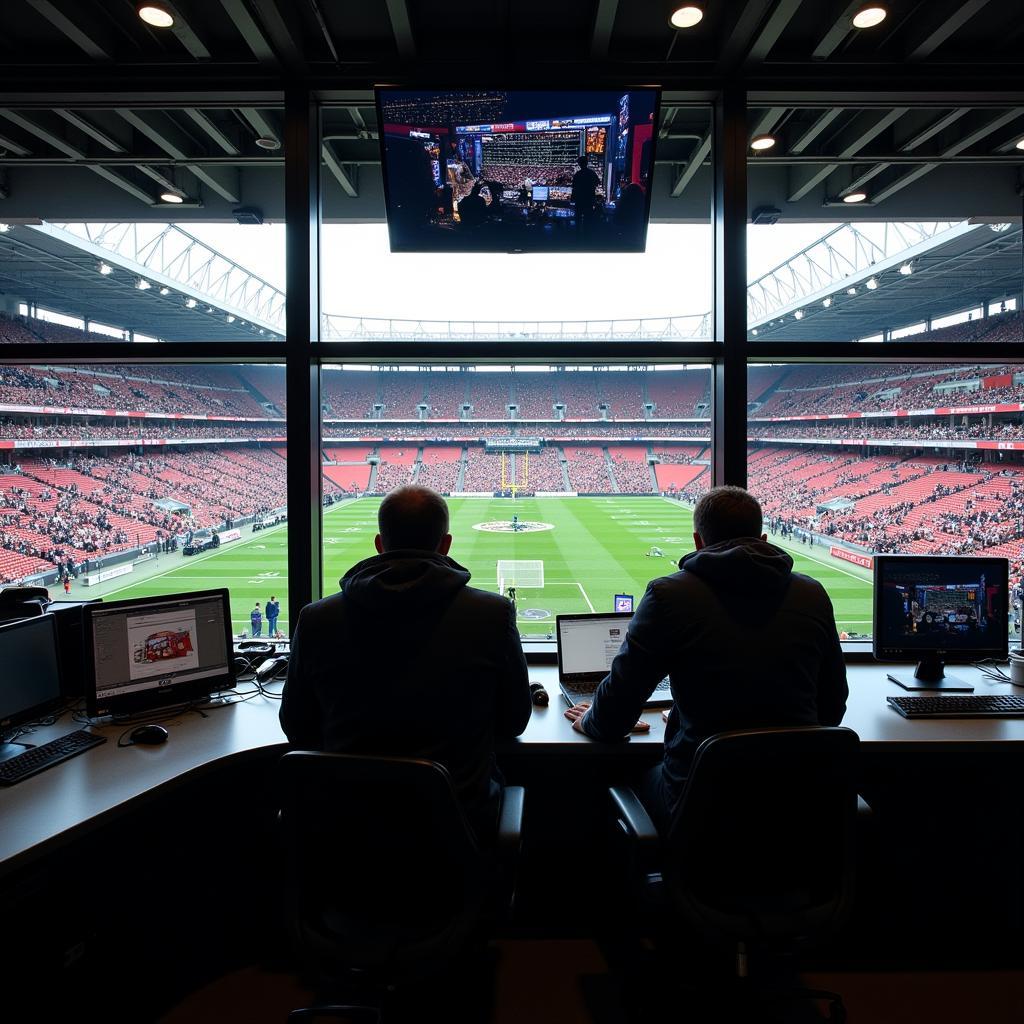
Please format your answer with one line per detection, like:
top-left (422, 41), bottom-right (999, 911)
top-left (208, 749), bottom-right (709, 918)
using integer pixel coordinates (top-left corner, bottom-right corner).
top-left (0, 221), bottom-right (283, 341)
top-left (747, 220), bottom-right (1024, 341)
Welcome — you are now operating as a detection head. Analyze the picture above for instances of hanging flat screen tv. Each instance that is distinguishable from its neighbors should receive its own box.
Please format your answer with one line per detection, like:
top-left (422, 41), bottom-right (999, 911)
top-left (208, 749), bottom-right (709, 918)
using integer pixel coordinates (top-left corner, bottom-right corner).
top-left (375, 88), bottom-right (660, 253)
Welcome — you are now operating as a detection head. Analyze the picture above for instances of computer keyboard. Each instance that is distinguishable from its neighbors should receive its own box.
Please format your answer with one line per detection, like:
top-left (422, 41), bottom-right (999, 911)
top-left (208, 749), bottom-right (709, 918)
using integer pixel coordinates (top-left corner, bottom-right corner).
top-left (562, 676), bottom-right (671, 704)
top-left (0, 729), bottom-right (107, 785)
top-left (887, 694), bottom-right (1024, 719)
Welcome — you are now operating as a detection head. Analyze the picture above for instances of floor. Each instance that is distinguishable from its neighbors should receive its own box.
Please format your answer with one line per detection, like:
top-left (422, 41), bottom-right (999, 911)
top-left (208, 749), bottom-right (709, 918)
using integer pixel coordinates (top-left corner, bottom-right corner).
top-left (158, 941), bottom-right (1024, 1024)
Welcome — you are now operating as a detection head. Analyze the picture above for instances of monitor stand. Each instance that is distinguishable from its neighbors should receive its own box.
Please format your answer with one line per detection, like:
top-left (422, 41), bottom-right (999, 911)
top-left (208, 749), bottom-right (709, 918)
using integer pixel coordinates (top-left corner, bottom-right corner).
top-left (887, 654), bottom-right (974, 692)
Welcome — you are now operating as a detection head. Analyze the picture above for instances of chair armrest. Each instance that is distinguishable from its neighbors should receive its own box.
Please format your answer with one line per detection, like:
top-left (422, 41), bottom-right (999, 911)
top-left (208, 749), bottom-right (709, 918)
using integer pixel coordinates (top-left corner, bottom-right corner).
top-left (609, 786), bottom-right (660, 850)
top-left (497, 785), bottom-right (525, 853)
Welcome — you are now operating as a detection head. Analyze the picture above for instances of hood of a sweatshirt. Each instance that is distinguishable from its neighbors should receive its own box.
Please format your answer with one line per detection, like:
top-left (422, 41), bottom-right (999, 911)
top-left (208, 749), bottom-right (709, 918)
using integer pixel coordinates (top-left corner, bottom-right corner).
top-left (340, 549), bottom-right (471, 614)
top-left (678, 537), bottom-right (793, 617)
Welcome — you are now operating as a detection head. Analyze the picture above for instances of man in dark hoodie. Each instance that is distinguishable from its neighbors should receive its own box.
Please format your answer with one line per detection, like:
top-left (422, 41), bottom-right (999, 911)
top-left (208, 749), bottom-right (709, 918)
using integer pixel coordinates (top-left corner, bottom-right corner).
top-left (564, 485), bottom-right (848, 829)
top-left (280, 484), bottom-right (532, 839)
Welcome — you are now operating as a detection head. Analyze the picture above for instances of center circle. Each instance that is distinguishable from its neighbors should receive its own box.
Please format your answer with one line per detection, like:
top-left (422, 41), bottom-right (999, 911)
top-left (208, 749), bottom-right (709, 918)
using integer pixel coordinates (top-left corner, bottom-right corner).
top-left (473, 520), bottom-right (555, 533)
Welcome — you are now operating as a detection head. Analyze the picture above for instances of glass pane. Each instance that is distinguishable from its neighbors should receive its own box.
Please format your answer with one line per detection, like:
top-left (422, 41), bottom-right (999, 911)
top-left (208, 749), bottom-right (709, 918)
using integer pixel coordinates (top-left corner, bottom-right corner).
top-left (0, 104), bottom-right (285, 342)
top-left (2, 362), bottom-right (288, 635)
top-left (748, 361), bottom-right (1024, 639)
top-left (321, 363), bottom-right (711, 638)
top-left (319, 99), bottom-right (711, 342)
top-left (747, 104), bottom-right (1024, 343)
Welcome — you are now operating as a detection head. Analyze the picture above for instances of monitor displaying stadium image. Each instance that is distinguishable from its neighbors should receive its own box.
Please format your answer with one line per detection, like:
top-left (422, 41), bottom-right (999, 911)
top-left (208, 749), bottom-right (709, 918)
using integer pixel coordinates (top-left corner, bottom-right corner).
top-left (376, 88), bottom-right (659, 252)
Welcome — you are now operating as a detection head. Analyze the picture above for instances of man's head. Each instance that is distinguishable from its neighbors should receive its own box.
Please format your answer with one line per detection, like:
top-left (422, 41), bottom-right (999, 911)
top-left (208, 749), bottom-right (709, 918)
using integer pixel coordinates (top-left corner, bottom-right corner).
top-left (577, 154), bottom-right (588, 169)
top-left (270, 595), bottom-right (276, 602)
top-left (255, 602), bottom-right (260, 608)
top-left (375, 484), bottom-right (452, 555)
top-left (692, 486), bottom-right (766, 549)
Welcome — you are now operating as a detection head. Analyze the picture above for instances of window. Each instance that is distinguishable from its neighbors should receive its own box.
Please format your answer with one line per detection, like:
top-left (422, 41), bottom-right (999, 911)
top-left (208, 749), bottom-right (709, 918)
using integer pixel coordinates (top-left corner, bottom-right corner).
top-left (320, 362), bottom-right (711, 638)
top-left (748, 362), bottom-right (1024, 638)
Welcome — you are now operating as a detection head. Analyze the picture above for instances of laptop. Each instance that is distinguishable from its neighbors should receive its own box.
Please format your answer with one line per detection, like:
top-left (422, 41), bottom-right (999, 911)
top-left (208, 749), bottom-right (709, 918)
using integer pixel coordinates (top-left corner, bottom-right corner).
top-left (555, 612), bottom-right (672, 709)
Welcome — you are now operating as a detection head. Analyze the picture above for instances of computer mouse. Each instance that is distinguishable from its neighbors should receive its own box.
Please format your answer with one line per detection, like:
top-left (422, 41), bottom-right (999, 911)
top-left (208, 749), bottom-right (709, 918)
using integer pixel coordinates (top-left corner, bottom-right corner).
top-left (130, 724), bottom-right (169, 745)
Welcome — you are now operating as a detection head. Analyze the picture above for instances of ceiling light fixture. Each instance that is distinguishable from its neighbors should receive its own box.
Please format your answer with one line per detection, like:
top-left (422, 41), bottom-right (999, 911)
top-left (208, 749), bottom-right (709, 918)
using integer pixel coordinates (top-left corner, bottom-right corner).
top-left (0, 223), bottom-right (10, 233)
top-left (842, 191), bottom-right (868, 204)
top-left (98, 261), bottom-right (112, 275)
top-left (751, 329), bottom-right (758, 336)
top-left (847, 286), bottom-right (857, 296)
top-left (750, 134), bottom-right (776, 151)
top-left (136, 278), bottom-right (151, 290)
top-left (137, 4), bottom-right (174, 29)
top-left (851, 5), bottom-right (887, 29)
top-left (255, 136), bottom-right (281, 151)
top-left (159, 189), bottom-right (185, 204)
top-left (159, 286), bottom-right (171, 296)
top-left (226, 314), bottom-right (236, 323)
top-left (794, 310), bottom-right (804, 320)
top-left (822, 297), bottom-right (833, 308)
top-left (185, 298), bottom-right (197, 309)
top-left (899, 262), bottom-right (913, 276)
top-left (1015, 138), bottom-right (1024, 152)
top-left (669, 4), bottom-right (704, 29)
top-left (866, 277), bottom-right (879, 290)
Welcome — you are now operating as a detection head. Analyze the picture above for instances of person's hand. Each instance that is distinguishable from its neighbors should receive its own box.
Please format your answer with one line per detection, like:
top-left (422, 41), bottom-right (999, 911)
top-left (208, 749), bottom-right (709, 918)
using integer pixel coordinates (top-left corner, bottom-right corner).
top-left (564, 701), bottom-right (650, 734)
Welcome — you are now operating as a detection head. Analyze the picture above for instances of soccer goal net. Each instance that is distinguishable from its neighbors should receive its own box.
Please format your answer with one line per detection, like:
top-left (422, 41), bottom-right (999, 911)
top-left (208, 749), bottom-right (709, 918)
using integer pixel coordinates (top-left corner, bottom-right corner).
top-left (497, 559), bottom-right (545, 593)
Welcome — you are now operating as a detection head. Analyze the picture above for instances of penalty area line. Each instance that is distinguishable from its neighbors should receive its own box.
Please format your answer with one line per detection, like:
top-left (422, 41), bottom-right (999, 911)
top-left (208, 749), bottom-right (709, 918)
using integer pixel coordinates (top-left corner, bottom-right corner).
top-left (576, 581), bottom-right (595, 612)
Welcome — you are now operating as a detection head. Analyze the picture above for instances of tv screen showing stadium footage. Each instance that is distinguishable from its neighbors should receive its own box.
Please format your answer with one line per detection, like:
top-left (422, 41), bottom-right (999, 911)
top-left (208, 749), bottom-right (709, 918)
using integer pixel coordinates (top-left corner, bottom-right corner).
top-left (375, 88), bottom-right (660, 253)
top-left (874, 555), bottom-right (1008, 655)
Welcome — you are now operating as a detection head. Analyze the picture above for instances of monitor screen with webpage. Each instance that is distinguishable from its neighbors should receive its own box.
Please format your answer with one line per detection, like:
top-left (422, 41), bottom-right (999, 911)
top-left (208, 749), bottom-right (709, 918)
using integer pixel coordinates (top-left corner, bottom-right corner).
top-left (556, 612), bottom-right (631, 685)
top-left (873, 555), bottom-right (1009, 690)
top-left (376, 88), bottom-right (659, 252)
top-left (85, 590), bottom-right (235, 717)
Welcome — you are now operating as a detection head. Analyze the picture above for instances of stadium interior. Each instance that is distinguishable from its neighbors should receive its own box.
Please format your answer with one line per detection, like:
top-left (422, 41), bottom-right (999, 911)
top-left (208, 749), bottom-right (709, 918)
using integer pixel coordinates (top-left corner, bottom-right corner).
top-left (2, 1), bottom-right (1024, 1021)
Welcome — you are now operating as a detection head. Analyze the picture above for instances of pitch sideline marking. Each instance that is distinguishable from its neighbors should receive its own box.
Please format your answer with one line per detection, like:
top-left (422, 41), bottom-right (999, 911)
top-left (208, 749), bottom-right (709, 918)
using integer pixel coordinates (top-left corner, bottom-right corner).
top-left (577, 581), bottom-right (595, 612)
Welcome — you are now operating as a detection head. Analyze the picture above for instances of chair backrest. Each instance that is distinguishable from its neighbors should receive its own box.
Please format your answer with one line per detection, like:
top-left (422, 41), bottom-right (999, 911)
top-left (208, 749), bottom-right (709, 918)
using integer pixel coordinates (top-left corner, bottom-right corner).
top-left (277, 751), bottom-right (487, 984)
top-left (663, 726), bottom-right (860, 948)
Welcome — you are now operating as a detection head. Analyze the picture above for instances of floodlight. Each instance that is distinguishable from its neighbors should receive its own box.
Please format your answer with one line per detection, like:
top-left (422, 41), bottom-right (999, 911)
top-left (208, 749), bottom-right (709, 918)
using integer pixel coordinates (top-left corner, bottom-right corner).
top-left (847, 286), bottom-right (857, 296)
top-left (794, 310), bottom-right (804, 320)
top-left (866, 277), bottom-right (878, 290)
top-left (899, 262), bottom-right (913, 275)
top-left (669, 5), bottom-right (703, 29)
top-left (842, 191), bottom-right (867, 204)
top-left (159, 286), bottom-right (171, 295)
top-left (851, 5), bottom-right (887, 29)
top-left (136, 278), bottom-right (151, 290)
top-left (98, 262), bottom-right (113, 275)
top-left (751, 329), bottom-right (758, 336)
top-left (750, 134), bottom-right (776, 151)
top-left (822, 297), bottom-right (833, 308)
top-left (0, 224), bottom-right (10, 233)
top-left (226, 315), bottom-right (236, 323)
top-left (137, 4), bottom-right (174, 28)
top-left (185, 297), bottom-right (197, 308)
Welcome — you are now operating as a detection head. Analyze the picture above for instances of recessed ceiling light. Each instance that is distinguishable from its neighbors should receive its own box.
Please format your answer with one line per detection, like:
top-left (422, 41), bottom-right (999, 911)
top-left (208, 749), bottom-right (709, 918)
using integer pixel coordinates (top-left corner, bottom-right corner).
top-left (137, 3), bottom-right (174, 29)
top-left (842, 191), bottom-right (868, 204)
top-left (159, 190), bottom-right (184, 204)
top-left (669, 5), bottom-right (703, 29)
top-left (899, 262), bottom-right (913, 276)
top-left (851, 5), bottom-right (887, 29)
top-left (255, 136), bottom-right (281, 151)
top-left (1015, 138), bottom-right (1024, 151)
top-left (750, 134), bottom-right (776, 151)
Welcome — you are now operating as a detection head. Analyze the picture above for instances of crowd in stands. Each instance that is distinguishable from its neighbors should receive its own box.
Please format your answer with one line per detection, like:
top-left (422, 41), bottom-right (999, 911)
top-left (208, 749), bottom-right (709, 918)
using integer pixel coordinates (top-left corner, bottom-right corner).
top-left (610, 450), bottom-right (655, 494)
top-left (0, 419), bottom-right (283, 441)
top-left (748, 419), bottom-right (1024, 443)
top-left (564, 448), bottom-right (612, 492)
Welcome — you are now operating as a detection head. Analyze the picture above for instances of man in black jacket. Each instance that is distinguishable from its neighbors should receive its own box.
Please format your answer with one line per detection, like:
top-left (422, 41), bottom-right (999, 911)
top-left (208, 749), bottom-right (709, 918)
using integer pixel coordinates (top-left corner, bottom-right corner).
top-left (564, 485), bottom-right (848, 829)
top-left (281, 485), bottom-right (532, 839)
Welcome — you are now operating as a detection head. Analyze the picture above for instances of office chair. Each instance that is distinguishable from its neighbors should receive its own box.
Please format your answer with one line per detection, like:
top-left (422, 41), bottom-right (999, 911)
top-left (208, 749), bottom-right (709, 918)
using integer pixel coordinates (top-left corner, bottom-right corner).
top-left (277, 751), bottom-right (524, 1022)
top-left (610, 726), bottom-right (860, 1023)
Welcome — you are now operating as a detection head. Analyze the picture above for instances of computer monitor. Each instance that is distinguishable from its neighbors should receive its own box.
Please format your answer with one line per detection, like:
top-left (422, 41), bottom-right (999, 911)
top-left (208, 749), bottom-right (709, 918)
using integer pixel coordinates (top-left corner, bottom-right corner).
top-left (0, 614), bottom-right (63, 765)
top-left (614, 593), bottom-right (634, 613)
top-left (84, 589), bottom-right (235, 717)
top-left (873, 555), bottom-right (1009, 691)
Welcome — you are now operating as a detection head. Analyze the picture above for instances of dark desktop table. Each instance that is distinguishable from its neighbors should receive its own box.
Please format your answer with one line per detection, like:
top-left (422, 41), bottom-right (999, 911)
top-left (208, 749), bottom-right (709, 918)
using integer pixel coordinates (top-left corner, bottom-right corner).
top-left (2, 662), bottom-right (1024, 1019)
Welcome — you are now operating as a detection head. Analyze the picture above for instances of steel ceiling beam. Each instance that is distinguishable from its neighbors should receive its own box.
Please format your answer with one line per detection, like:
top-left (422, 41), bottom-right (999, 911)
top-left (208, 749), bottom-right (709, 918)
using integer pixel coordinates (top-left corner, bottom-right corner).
top-left (787, 107), bottom-right (907, 201)
top-left (218, 0), bottom-right (277, 64)
top-left (322, 142), bottom-right (358, 197)
top-left (746, 0), bottom-right (804, 65)
top-left (671, 133), bottom-right (711, 197)
top-left (24, 0), bottom-right (112, 61)
top-left (907, 0), bottom-right (992, 61)
top-left (590, 0), bottom-right (619, 60)
top-left (789, 108), bottom-right (842, 153)
top-left (52, 108), bottom-right (125, 152)
top-left (385, 0), bottom-right (416, 61)
top-left (811, 1), bottom-right (865, 61)
top-left (248, 0), bottom-right (306, 72)
top-left (185, 109), bottom-right (240, 155)
top-left (715, 0), bottom-right (773, 73)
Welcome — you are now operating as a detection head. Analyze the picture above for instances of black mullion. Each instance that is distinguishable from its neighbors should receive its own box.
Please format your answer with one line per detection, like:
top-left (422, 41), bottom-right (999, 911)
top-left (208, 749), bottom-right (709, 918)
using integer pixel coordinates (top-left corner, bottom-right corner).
top-left (713, 87), bottom-right (747, 487)
top-left (284, 86), bottom-right (321, 631)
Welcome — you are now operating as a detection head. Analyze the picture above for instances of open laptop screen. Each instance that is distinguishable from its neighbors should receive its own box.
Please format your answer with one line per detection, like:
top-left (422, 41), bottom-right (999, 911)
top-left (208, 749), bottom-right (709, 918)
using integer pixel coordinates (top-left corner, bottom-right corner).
top-left (556, 612), bottom-right (632, 685)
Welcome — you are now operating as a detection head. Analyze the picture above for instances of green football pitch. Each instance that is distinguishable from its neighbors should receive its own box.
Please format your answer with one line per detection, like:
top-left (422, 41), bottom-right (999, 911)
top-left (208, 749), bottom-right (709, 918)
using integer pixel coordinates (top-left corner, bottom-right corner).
top-left (88, 495), bottom-right (875, 638)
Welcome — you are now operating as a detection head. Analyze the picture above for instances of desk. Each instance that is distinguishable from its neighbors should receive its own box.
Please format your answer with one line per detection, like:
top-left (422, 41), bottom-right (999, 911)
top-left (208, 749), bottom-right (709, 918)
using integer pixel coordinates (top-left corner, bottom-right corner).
top-left (5, 664), bottom-right (1024, 876)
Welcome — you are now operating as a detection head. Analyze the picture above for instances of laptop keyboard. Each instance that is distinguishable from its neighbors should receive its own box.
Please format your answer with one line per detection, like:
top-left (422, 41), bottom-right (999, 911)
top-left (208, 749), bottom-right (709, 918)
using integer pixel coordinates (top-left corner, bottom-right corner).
top-left (561, 676), bottom-right (671, 706)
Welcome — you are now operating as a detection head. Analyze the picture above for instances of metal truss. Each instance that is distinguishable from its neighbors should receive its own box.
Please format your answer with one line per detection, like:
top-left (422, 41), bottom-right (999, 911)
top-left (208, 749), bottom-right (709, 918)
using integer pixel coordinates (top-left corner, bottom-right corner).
top-left (746, 221), bottom-right (966, 326)
top-left (44, 222), bottom-right (286, 333)
top-left (320, 312), bottom-right (712, 342)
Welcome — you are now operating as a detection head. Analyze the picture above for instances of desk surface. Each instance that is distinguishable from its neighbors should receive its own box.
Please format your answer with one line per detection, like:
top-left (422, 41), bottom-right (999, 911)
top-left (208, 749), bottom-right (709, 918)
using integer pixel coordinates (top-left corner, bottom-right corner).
top-left (4, 664), bottom-right (1024, 876)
